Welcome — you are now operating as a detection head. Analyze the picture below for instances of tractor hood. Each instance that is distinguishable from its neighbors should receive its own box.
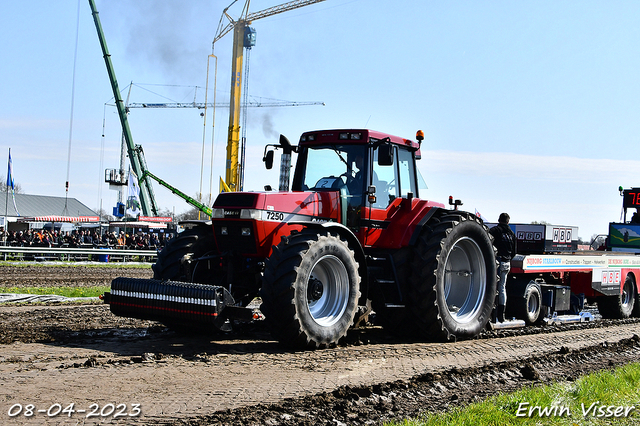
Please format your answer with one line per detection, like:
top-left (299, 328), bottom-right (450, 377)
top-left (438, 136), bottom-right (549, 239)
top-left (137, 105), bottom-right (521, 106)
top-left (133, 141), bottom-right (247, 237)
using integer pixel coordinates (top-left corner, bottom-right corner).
top-left (212, 191), bottom-right (341, 222)
top-left (211, 191), bottom-right (343, 257)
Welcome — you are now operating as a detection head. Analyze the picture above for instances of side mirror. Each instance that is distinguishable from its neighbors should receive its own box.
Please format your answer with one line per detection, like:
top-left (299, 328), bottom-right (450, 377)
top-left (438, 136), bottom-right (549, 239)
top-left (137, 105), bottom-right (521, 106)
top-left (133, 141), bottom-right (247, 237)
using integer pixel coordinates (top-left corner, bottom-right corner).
top-left (377, 143), bottom-right (394, 166)
top-left (263, 150), bottom-right (274, 170)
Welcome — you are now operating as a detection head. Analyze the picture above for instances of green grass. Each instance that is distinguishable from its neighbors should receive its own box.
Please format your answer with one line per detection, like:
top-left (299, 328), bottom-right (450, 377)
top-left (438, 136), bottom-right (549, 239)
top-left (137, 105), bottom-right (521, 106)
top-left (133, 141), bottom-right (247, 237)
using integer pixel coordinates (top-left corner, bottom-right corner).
top-left (0, 286), bottom-right (109, 298)
top-left (388, 362), bottom-right (640, 426)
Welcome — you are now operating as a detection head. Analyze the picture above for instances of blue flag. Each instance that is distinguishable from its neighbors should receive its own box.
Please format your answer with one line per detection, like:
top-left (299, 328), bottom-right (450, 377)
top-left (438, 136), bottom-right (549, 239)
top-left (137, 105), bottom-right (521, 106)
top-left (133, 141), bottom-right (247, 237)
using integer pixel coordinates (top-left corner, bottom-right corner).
top-left (7, 149), bottom-right (19, 216)
top-left (7, 149), bottom-right (13, 190)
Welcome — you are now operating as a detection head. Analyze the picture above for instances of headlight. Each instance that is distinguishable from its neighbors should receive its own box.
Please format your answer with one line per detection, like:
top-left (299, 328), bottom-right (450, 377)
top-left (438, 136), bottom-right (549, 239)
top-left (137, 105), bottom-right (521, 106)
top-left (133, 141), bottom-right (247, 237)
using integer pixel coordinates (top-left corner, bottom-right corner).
top-left (241, 227), bottom-right (251, 236)
top-left (240, 209), bottom-right (261, 220)
top-left (212, 208), bottom-right (224, 218)
top-left (220, 227), bottom-right (228, 235)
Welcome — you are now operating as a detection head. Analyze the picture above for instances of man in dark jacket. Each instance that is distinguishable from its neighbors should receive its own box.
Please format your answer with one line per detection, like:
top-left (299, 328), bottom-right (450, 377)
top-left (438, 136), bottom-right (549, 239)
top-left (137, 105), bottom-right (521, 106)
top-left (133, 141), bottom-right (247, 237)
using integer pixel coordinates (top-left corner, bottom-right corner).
top-left (489, 213), bottom-right (516, 322)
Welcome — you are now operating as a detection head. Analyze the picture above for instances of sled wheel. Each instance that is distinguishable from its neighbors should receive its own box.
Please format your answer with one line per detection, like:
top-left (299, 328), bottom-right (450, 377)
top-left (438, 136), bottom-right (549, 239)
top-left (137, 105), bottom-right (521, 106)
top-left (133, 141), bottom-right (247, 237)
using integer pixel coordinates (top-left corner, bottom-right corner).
top-left (510, 281), bottom-right (542, 325)
top-left (633, 279), bottom-right (640, 318)
top-left (408, 212), bottom-right (497, 341)
top-left (260, 230), bottom-right (360, 349)
top-left (598, 274), bottom-right (636, 319)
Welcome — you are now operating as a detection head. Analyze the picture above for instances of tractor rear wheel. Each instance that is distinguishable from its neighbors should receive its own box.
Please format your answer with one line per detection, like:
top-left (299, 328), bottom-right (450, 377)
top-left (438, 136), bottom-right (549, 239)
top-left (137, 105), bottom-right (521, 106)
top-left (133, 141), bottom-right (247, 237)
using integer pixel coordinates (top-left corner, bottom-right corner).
top-left (598, 274), bottom-right (636, 319)
top-left (260, 230), bottom-right (360, 349)
top-left (408, 212), bottom-right (497, 341)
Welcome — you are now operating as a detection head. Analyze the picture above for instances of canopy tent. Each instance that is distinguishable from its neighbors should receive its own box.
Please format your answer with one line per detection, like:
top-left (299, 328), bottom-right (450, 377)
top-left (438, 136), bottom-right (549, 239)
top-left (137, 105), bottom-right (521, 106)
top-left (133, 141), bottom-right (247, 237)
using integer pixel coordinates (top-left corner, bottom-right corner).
top-left (109, 221), bottom-right (167, 229)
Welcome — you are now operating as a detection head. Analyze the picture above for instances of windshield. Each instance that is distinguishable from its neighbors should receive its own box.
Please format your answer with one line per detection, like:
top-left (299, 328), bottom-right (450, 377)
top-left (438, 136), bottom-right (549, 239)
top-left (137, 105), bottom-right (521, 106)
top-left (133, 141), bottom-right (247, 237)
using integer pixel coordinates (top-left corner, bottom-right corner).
top-left (299, 144), bottom-right (366, 191)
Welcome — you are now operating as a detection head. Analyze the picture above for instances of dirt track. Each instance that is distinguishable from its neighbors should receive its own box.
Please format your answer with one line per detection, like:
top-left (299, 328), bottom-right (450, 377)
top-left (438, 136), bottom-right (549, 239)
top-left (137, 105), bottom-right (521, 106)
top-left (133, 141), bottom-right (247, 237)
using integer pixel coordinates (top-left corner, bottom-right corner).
top-left (1, 265), bottom-right (640, 425)
top-left (0, 264), bottom-right (153, 289)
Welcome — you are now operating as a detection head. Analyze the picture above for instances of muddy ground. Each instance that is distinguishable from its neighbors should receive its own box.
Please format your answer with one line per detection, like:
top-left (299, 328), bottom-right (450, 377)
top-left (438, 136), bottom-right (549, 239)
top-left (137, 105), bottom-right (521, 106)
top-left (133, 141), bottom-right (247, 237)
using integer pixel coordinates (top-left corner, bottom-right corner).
top-left (0, 264), bottom-right (154, 289)
top-left (1, 264), bottom-right (640, 425)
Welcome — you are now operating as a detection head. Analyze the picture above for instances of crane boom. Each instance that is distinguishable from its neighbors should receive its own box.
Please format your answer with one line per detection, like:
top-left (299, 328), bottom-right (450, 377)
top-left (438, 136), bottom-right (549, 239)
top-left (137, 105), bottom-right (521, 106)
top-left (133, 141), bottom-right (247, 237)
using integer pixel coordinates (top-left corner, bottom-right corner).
top-left (126, 101), bottom-right (325, 109)
top-left (247, 0), bottom-right (326, 22)
top-left (214, 0), bottom-right (326, 192)
top-left (89, 0), bottom-right (156, 216)
top-left (214, 0), bottom-right (326, 43)
top-left (141, 171), bottom-right (212, 217)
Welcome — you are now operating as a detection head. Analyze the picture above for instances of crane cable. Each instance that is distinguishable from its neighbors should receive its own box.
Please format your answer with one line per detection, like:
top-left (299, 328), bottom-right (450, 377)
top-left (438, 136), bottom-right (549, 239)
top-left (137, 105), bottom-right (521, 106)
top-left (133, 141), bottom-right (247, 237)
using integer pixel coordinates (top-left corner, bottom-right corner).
top-left (207, 54), bottom-right (218, 207)
top-left (239, 46), bottom-right (252, 191)
top-left (64, 0), bottom-right (81, 215)
top-left (98, 103), bottom-right (107, 214)
top-left (200, 54), bottom-right (219, 218)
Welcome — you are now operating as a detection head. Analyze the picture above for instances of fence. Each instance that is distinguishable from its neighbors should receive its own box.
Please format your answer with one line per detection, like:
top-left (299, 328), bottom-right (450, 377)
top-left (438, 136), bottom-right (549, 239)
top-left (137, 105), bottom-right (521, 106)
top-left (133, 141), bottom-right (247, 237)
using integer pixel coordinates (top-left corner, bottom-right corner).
top-left (0, 246), bottom-right (158, 263)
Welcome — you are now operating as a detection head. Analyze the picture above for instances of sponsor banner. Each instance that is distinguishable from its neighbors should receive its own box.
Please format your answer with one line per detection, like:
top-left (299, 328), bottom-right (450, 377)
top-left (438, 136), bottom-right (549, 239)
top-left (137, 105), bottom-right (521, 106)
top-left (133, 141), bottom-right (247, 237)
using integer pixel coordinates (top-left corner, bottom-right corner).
top-left (514, 224), bottom-right (545, 254)
top-left (139, 216), bottom-right (173, 223)
top-left (521, 254), bottom-right (640, 271)
top-left (126, 168), bottom-right (141, 218)
top-left (488, 223), bottom-right (578, 254)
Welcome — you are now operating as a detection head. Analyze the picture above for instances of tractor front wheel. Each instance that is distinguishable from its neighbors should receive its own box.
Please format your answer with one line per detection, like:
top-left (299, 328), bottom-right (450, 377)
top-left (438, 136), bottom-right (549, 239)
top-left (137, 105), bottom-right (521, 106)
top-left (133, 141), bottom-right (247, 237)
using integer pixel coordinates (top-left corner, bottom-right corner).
top-left (152, 225), bottom-right (215, 283)
top-left (260, 230), bottom-right (360, 349)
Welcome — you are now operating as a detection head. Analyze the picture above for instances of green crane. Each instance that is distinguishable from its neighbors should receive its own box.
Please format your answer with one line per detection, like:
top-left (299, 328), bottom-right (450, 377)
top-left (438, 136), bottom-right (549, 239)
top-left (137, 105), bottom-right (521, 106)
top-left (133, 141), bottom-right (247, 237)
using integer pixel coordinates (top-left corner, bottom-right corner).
top-left (90, 0), bottom-right (214, 218)
top-left (141, 171), bottom-right (212, 217)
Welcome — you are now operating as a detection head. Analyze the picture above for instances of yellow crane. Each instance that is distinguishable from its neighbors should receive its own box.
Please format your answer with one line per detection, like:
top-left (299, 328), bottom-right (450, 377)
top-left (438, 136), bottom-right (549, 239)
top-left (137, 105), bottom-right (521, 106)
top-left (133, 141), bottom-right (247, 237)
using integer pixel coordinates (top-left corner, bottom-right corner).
top-left (213, 0), bottom-right (326, 192)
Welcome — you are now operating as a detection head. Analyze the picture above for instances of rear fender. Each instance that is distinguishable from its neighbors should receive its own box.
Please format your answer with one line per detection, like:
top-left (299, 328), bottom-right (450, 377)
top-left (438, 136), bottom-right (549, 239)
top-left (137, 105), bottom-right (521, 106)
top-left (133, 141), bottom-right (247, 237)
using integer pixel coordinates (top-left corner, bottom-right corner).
top-left (408, 206), bottom-right (444, 246)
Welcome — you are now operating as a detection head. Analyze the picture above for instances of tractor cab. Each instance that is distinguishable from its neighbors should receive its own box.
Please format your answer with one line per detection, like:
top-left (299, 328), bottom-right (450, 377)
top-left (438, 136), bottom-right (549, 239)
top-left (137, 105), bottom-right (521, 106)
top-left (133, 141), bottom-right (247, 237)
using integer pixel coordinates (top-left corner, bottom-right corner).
top-left (277, 130), bottom-right (424, 240)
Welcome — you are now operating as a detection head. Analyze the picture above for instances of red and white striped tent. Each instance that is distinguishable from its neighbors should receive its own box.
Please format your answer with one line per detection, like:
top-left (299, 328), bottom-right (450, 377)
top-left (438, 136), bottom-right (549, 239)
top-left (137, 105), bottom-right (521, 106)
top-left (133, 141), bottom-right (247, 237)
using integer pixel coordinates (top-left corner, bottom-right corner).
top-left (18, 216), bottom-right (100, 223)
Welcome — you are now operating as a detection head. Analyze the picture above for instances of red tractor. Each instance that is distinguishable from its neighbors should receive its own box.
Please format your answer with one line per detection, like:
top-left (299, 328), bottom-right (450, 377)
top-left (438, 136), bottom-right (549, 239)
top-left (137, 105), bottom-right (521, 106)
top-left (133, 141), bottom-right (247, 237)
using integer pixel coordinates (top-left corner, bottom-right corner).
top-left (106, 129), bottom-right (498, 349)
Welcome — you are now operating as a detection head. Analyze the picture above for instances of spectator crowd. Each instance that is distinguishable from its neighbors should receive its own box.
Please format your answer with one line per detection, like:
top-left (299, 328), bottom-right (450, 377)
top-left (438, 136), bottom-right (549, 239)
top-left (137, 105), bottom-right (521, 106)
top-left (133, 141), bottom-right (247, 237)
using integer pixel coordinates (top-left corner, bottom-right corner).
top-left (0, 228), bottom-right (172, 250)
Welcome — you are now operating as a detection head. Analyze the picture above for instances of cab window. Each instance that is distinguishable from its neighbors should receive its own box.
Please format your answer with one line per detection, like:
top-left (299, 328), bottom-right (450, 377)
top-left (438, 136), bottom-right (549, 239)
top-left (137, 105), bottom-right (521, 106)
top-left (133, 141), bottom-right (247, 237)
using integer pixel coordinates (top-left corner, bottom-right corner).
top-left (371, 147), bottom-right (396, 209)
top-left (371, 145), bottom-right (416, 209)
top-left (298, 145), bottom-right (365, 191)
top-left (397, 147), bottom-right (417, 198)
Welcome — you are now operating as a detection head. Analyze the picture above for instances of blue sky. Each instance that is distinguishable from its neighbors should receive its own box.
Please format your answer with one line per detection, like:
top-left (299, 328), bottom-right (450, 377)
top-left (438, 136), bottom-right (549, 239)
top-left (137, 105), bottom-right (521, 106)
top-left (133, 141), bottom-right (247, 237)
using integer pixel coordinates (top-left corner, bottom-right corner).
top-left (2, 0), bottom-right (640, 239)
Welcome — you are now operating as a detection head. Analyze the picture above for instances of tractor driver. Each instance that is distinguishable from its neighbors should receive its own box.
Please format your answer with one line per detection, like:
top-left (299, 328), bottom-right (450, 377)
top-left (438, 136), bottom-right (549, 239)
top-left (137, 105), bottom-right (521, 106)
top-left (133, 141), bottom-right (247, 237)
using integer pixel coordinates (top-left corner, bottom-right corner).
top-left (346, 153), bottom-right (365, 198)
top-left (343, 153), bottom-right (367, 230)
top-left (346, 152), bottom-right (386, 208)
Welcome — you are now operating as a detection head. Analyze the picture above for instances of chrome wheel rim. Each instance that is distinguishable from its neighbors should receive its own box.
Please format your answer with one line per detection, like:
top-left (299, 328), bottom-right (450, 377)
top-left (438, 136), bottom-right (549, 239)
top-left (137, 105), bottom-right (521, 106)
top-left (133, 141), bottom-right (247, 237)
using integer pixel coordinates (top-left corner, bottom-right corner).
top-left (443, 237), bottom-right (487, 324)
top-left (622, 278), bottom-right (633, 308)
top-left (307, 255), bottom-right (349, 327)
top-left (528, 289), bottom-right (540, 315)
